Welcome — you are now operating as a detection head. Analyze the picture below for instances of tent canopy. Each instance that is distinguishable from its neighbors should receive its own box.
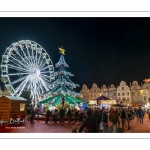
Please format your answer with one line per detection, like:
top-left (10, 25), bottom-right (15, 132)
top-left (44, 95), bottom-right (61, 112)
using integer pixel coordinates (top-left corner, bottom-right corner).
top-left (39, 94), bottom-right (86, 106)
top-left (95, 95), bottom-right (110, 100)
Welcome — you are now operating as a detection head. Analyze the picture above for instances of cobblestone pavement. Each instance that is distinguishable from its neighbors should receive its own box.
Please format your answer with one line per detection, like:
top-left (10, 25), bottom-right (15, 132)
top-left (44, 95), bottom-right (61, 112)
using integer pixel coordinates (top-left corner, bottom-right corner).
top-left (1, 114), bottom-right (150, 133)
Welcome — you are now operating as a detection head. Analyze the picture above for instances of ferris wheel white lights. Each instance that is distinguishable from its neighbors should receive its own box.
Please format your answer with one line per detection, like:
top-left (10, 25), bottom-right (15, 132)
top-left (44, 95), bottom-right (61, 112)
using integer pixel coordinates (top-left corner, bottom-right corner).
top-left (36, 69), bottom-right (41, 76)
top-left (1, 40), bottom-right (55, 101)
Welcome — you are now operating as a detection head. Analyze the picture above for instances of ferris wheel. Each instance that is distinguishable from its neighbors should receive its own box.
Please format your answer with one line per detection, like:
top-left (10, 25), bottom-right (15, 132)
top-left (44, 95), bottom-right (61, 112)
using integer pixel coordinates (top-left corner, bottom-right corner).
top-left (0, 40), bottom-right (55, 101)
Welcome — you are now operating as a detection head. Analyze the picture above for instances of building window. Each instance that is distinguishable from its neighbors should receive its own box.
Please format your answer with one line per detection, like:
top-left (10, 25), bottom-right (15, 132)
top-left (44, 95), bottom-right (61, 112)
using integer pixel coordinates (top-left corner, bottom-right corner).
top-left (144, 96), bottom-right (147, 101)
top-left (122, 92), bottom-right (125, 96)
top-left (106, 93), bottom-right (108, 96)
top-left (87, 95), bottom-right (89, 98)
top-left (20, 103), bottom-right (25, 111)
top-left (143, 91), bottom-right (146, 95)
top-left (127, 98), bottom-right (129, 101)
top-left (132, 92), bottom-right (134, 96)
top-left (91, 95), bottom-right (93, 98)
top-left (134, 87), bottom-right (137, 89)
top-left (118, 93), bottom-right (120, 96)
top-left (146, 86), bottom-right (148, 89)
top-left (109, 93), bottom-right (112, 96)
top-left (127, 92), bottom-right (129, 96)
top-left (114, 93), bottom-right (116, 96)
top-left (94, 90), bottom-right (96, 92)
top-left (122, 87), bottom-right (124, 90)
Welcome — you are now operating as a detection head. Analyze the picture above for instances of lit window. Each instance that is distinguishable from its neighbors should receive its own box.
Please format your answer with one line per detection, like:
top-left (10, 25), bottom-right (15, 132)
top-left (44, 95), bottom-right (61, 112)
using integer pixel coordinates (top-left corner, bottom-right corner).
top-left (20, 103), bottom-right (25, 111)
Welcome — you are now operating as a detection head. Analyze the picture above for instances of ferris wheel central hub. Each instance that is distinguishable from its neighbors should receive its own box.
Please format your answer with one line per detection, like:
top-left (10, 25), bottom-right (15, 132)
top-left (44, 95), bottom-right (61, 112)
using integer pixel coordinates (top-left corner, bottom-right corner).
top-left (36, 69), bottom-right (41, 76)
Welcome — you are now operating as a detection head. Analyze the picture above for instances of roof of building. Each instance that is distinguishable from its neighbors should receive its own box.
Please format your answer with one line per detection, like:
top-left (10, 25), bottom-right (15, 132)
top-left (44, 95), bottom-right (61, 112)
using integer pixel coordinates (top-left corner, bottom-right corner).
top-left (2, 96), bottom-right (27, 101)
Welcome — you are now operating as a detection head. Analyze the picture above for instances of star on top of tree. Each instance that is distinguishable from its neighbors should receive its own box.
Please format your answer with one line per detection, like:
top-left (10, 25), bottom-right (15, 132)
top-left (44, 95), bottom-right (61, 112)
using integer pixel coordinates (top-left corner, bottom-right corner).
top-left (58, 46), bottom-right (65, 55)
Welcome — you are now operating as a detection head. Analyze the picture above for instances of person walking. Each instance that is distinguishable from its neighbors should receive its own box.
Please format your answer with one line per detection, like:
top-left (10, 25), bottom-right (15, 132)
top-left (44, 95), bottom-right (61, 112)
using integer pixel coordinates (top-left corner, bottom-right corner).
top-left (137, 107), bottom-right (144, 124)
top-left (59, 107), bottom-right (65, 125)
top-left (125, 109), bottom-right (131, 130)
top-left (78, 110), bottom-right (97, 133)
top-left (93, 108), bottom-right (101, 133)
top-left (101, 107), bottom-right (108, 133)
top-left (45, 109), bottom-right (52, 124)
top-left (53, 109), bottom-right (58, 123)
top-left (30, 109), bottom-right (35, 124)
top-left (67, 108), bottom-right (72, 123)
top-left (75, 109), bottom-right (79, 123)
top-left (109, 108), bottom-right (120, 133)
top-left (120, 108), bottom-right (127, 131)
top-left (79, 110), bottom-right (84, 123)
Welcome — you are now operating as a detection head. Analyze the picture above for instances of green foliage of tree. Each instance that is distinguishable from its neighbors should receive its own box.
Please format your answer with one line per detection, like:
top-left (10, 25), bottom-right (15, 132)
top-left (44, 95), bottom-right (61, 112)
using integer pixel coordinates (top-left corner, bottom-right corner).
top-left (20, 90), bottom-right (32, 109)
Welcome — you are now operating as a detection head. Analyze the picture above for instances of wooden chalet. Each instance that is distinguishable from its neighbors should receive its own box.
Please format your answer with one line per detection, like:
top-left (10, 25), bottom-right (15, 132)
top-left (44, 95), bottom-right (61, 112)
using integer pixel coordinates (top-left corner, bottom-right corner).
top-left (0, 96), bottom-right (27, 122)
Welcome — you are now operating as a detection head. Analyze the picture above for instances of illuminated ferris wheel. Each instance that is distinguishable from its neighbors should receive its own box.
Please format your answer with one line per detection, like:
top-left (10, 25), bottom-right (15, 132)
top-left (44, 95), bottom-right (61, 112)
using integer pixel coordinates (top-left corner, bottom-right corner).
top-left (0, 40), bottom-right (55, 101)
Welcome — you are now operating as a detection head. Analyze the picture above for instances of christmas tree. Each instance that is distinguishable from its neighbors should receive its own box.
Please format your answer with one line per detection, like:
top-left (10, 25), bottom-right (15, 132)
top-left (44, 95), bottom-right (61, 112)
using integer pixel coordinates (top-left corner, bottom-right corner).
top-left (44, 47), bottom-right (81, 98)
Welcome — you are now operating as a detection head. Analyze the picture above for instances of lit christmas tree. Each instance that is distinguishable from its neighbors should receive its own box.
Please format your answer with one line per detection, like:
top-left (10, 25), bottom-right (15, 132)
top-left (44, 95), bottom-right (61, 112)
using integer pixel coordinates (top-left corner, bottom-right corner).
top-left (39, 47), bottom-right (85, 107)
top-left (45, 47), bottom-right (81, 98)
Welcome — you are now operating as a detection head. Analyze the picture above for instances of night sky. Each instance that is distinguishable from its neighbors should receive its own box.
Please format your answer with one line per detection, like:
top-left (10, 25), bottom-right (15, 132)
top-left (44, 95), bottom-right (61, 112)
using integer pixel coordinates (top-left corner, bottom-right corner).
top-left (0, 17), bottom-right (150, 91)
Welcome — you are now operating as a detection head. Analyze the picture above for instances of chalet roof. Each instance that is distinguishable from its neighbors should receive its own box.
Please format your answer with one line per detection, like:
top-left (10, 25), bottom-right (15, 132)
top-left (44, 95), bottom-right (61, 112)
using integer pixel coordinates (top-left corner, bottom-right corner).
top-left (3, 96), bottom-right (27, 101)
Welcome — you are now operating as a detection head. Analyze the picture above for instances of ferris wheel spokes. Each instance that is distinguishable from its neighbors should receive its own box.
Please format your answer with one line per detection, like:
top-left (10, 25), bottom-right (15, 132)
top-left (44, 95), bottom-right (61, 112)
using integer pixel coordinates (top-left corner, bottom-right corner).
top-left (7, 64), bottom-right (29, 73)
top-left (25, 43), bottom-right (34, 65)
top-left (9, 55), bottom-right (29, 70)
top-left (15, 46), bottom-right (30, 65)
top-left (13, 75), bottom-right (30, 96)
top-left (11, 75), bottom-right (29, 85)
top-left (18, 44), bottom-right (32, 66)
top-left (40, 64), bottom-right (53, 70)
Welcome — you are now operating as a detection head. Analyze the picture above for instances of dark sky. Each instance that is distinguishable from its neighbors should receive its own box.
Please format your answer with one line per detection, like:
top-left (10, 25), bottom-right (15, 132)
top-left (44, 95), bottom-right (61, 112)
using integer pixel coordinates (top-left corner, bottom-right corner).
top-left (0, 17), bottom-right (150, 90)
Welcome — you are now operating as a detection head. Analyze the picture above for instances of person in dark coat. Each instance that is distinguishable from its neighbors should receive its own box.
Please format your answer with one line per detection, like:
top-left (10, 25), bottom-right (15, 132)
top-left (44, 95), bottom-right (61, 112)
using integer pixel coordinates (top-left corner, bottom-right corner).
top-left (53, 109), bottom-right (58, 123)
top-left (30, 109), bottom-right (35, 124)
top-left (101, 107), bottom-right (108, 133)
top-left (67, 109), bottom-right (72, 123)
top-left (45, 110), bottom-right (52, 124)
top-left (79, 111), bottom-right (84, 123)
top-left (137, 107), bottom-right (144, 124)
top-left (120, 108), bottom-right (127, 131)
top-left (59, 107), bottom-right (65, 125)
top-left (78, 110), bottom-right (97, 133)
top-left (93, 109), bottom-right (101, 133)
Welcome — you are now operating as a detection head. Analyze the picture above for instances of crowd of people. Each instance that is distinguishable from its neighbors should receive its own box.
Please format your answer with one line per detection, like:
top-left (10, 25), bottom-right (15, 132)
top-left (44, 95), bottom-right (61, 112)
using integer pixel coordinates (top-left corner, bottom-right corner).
top-left (27, 106), bottom-right (148, 133)
top-left (78, 106), bottom-right (146, 133)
